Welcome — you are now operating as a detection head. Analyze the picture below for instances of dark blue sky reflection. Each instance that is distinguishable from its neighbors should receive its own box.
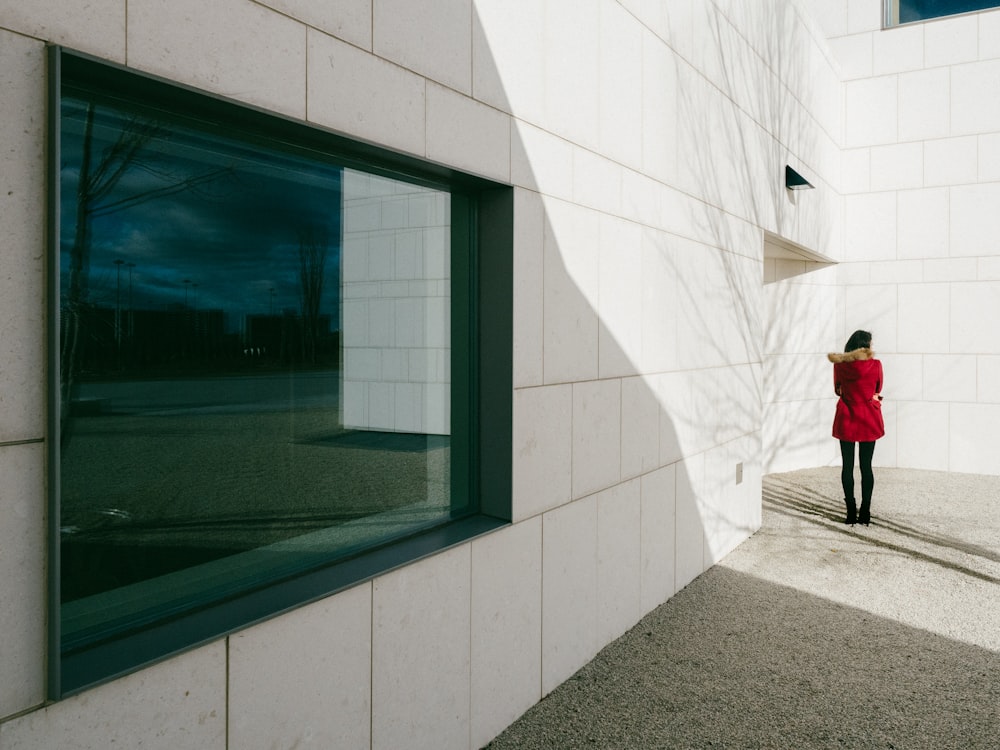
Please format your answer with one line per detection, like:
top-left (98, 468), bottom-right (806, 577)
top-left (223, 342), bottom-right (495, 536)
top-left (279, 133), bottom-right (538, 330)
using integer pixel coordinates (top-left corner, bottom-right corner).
top-left (899, 0), bottom-right (1000, 22)
top-left (60, 97), bottom-right (343, 332)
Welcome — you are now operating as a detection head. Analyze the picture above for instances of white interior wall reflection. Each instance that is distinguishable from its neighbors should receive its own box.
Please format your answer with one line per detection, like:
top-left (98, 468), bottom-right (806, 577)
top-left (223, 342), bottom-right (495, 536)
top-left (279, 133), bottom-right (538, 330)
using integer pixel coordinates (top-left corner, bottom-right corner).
top-left (340, 170), bottom-right (451, 435)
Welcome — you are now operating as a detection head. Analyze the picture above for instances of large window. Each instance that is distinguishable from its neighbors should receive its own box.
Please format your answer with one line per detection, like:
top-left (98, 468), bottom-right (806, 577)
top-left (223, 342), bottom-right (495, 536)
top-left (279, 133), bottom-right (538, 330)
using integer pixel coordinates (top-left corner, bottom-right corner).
top-left (49, 49), bottom-right (512, 696)
top-left (886, 0), bottom-right (1000, 25)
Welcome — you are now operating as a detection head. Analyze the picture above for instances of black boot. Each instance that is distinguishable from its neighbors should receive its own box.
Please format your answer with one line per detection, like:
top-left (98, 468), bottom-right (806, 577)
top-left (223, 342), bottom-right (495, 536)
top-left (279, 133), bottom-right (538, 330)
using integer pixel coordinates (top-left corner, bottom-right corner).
top-left (844, 498), bottom-right (857, 525)
top-left (858, 498), bottom-right (871, 526)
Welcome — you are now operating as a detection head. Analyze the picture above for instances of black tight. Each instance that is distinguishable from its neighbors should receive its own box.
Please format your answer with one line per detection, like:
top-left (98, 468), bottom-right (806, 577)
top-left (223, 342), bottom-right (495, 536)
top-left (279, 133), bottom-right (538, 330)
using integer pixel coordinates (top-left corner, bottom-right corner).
top-left (840, 440), bottom-right (875, 503)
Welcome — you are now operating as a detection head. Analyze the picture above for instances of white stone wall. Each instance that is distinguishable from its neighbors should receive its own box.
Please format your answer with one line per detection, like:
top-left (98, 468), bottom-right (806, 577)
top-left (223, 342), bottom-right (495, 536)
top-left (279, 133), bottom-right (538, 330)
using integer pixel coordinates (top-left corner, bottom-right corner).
top-left (807, 0), bottom-right (1000, 475)
top-left (1, 1), bottom-right (842, 748)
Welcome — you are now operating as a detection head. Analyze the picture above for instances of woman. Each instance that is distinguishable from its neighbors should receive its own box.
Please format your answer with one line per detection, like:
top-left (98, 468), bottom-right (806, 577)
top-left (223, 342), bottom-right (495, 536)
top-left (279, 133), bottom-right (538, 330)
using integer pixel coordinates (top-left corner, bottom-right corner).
top-left (828, 330), bottom-right (884, 525)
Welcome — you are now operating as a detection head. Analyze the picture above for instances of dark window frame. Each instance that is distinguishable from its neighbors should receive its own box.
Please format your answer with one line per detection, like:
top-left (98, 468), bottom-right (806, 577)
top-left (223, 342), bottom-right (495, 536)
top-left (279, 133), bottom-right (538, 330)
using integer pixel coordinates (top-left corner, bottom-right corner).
top-left (47, 46), bottom-right (512, 698)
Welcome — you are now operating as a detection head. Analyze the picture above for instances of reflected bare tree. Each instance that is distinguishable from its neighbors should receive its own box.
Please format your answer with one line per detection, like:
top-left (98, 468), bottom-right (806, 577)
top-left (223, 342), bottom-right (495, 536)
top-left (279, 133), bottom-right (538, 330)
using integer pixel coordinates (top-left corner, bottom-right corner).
top-left (297, 227), bottom-right (328, 365)
top-left (61, 104), bottom-right (231, 445)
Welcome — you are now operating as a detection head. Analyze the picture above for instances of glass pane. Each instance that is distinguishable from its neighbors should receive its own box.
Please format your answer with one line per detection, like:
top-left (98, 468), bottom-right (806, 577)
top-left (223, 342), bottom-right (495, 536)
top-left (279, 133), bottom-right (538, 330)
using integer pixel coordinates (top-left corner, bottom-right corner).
top-left (58, 89), bottom-right (453, 650)
top-left (894, 0), bottom-right (1000, 24)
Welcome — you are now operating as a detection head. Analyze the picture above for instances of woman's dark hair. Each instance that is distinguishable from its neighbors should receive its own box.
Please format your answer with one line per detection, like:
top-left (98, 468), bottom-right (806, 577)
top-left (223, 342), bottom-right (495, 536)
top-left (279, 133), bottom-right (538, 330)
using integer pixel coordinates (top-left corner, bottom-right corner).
top-left (844, 329), bottom-right (872, 352)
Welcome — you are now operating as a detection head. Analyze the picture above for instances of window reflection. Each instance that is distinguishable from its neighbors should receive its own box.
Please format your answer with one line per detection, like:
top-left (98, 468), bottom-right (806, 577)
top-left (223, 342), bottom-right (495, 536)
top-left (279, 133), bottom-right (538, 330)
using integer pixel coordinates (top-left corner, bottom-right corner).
top-left (59, 91), bottom-right (453, 647)
top-left (891, 0), bottom-right (1000, 24)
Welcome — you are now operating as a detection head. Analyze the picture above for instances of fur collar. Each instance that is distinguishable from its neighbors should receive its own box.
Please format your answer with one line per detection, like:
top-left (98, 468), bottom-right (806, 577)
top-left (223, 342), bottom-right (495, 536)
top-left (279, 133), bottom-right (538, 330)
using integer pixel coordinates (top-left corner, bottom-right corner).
top-left (828, 347), bottom-right (874, 363)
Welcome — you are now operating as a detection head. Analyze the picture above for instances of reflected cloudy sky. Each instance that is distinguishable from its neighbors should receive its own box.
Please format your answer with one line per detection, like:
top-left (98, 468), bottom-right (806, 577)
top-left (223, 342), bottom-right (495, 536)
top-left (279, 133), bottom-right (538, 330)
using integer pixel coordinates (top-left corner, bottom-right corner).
top-left (60, 95), bottom-right (343, 332)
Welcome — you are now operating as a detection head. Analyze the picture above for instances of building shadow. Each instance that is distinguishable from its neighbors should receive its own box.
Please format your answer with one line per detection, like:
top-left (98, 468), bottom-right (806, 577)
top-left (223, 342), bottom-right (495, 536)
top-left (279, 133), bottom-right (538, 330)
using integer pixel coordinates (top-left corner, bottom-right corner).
top-left (484, 563), bottom-right (1000, 749)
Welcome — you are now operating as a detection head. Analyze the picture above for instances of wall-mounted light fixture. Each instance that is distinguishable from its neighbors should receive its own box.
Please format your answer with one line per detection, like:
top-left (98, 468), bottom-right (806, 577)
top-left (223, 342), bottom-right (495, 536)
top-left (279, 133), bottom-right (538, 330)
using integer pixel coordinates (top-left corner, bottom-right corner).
top-left (785, 165), bottom-right (813, 190)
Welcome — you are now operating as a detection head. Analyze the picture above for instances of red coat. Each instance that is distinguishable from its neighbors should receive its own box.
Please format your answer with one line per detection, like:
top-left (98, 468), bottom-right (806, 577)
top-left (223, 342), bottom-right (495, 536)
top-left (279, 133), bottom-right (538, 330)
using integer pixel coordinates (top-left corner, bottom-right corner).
top-left (828, 348), bottom-right (885, 443)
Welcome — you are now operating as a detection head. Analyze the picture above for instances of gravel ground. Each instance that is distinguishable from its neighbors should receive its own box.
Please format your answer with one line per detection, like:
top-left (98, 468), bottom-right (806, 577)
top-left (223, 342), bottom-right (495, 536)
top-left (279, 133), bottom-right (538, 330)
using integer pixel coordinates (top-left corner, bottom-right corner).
top-left (485, 467), bottom-right (1000, 750)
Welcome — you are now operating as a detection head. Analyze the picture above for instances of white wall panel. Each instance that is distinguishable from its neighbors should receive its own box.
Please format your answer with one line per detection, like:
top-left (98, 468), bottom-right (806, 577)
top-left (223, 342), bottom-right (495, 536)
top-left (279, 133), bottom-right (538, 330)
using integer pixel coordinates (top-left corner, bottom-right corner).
top-left (845, 192), bottom-right (896, 260)
top-left (951, 59), bottom-right (1000, 136)
top-left (639, 463), bottom-right (677, 614)
top-left (0, 644), bottom-right (226, 750)
top-left (847, 0), bottom-right (882, 34)
top-left (0, 32), bottom-right (44, 444)
top-left (924, 136), bottom-right (977, 187)
top-left (263, 0), bottom-right (371, 49)
top-left (229, 585), bottom-right (372, 750)
top-left (374, 0), bottom-right (471, 94)
top-left (873, 23), bottom-right (923, 75)
top-left (924, 13), bottom-right (978, 68)
top-left (0, 0), bottom-right (125, 61)
top-left (879, 353), bottom-right (922, 402)
top-left (598, 215), bottom-right (643, 378)
top-left (599, 1), bottom-right (643, 169)
top-left (371, 547), bottom-right (471, 750)
top-left (898, 282), bottom-right (949, 352)
top-left (924, 354), bottom-right (977, 402)
top-left (896, 401), bottom-right (950, 471)
top-left (899, 68), bottom-right (950, 142)
top-left (129, 0), bottom-right (306, 118)
top-left (620, 376), bottom-right (660, 480)
top-left (472, 0), bottom-right (545, 121)
top-left (572, 379), bottom-right (622, 499)
top-left (0, 444), bottom-right (45, 718)
top-left (470, 518), bottom-right (542, 750)
top-left (307, 30), bottom-right (426, 155)
top-left (845, 283), bottom-right (898, 350)
top-left (950, 403), bottom-right (1000, 473)
top-left (950, 282), bottom-right (1000, 353)
top-left (845, 76), bottom-right (898, 147)
top-left (596, 479), bottom-right (642, 644)
top-left (674, 452), bottom-right (705, 590)
top-left (513, 188), bottom-right (545, 387)
top-left (542, 200), bottom-right (600, 383)
top-left (427, 82), bottom-right (511, 182)
top-left (870, 142), bottom-right (923, 191)
top-left (979, 355), bottom-right (1000, 402)
top-left (510, 121), bottom-right (574, 199)
top-left (541, 495), bottom-right (598, 695)
top-left (980, 10), bottom-right (1000, 59)
top-left (951, 184), bottom-right (1000, 256)
top-left (512, 384), bottom-right (573, 521)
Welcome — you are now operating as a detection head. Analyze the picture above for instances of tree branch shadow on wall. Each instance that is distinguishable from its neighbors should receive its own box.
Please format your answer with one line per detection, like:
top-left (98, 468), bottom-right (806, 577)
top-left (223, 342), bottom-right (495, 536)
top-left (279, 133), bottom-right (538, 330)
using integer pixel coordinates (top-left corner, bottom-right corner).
top-left (477, 3), bottom-right (999, 749)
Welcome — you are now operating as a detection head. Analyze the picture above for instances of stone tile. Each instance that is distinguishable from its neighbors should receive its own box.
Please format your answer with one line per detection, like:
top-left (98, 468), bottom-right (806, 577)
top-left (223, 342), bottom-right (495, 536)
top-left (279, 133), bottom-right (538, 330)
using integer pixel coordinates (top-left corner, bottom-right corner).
top-left (640, 464), bottom-right (677, 614)
top-left (228, 584), bottom-right (372, 750)
top-left (512, 384), bottom-right (573, 520)
top-left (374, 0), bottom-right (472, 94)
top-left (0, 443), bottom-right (45, 718)
top-left (128, 0), bottom-right (306, 118)
top-left (598, 215), bottom-right (642, 378)
top-left (307, 30), bottom-right (425, 156)
top-left (262, 0), bottom-right (371, 49)
top-left (897, 188), bottom-right (949, 260)
top-left (473, 0), bottom-right (545, 120)
top-left (572, 379), bottom-right (622, 499)
top-left (1, 643), bottom-right (226, 749)
top-left (596, 479), bottom-right (642, 644)
top-left (426, 82), bottom-right (510, 182)
top-left (925, 13), bottom-right (978, 67)
top-left (0, 32), bottom-right (45, 444)
top-left (924, 354), bottom-right (976, 402)
top-left (0, 0), bottom-right (125, 61)
top-left (513, 188), bottom-right (545, 388)
top-left (542, 200), bottom-right (599, 384)
top-left (541, 495), bottom-right (598, 695)
top-left (470, 519), bottom-right (542, 749)
top-left (371, 546), bottom-right (471, 750)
